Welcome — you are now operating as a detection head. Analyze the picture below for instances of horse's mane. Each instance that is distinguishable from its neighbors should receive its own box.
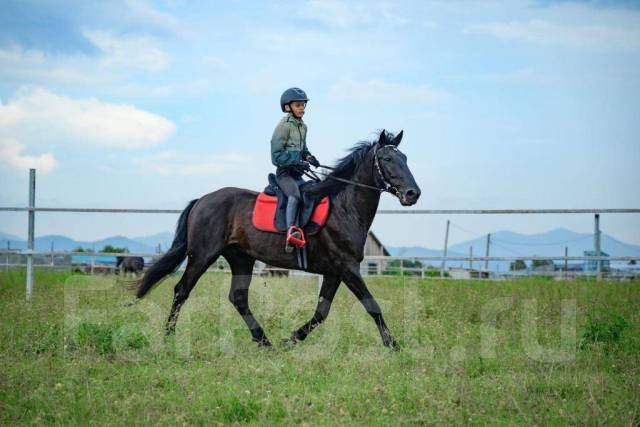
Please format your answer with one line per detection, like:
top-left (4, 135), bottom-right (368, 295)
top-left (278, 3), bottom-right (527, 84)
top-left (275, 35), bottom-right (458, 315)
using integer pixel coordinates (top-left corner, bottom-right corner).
top-left (307, 131), bottom-right (394, 197)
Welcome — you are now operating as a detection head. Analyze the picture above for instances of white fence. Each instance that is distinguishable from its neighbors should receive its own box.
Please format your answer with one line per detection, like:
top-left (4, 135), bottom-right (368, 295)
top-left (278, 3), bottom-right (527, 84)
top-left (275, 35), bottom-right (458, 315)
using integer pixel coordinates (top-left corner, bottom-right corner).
top-left (2, 169), bottom-right (640, 299)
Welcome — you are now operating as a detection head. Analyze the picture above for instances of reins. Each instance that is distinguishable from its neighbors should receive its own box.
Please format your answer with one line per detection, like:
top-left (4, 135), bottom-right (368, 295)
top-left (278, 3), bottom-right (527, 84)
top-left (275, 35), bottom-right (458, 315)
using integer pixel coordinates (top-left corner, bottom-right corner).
top-left (301, 144), bottom-right (401, 196)
top-left (303, 167), bottom-right (387, 192)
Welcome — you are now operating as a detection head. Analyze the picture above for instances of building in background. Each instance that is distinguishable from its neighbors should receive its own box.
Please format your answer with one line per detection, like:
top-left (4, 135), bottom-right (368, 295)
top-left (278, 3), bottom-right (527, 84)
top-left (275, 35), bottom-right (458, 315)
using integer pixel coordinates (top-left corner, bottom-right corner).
top-left (583, 250), bottom-right (610, 271)
top-left (448, 268), bottom-right (490, 280)
top-left (364, 231), bottom-right (390, 257)
top-left (363, 231), bottom-right (390, 274)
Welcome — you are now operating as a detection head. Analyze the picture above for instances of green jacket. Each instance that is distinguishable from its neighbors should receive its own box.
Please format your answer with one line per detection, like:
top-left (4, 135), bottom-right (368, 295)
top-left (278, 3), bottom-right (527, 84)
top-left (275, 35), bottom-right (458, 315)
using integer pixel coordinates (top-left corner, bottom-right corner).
top-left (270, 114), bottom-right (313, 168)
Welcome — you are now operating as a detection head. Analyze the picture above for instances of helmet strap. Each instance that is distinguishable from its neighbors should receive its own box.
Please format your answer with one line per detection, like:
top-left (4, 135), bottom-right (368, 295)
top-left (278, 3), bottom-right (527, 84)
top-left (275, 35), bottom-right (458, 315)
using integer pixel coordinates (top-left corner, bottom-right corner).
top-left (288, 104), bottom-right (303, 119)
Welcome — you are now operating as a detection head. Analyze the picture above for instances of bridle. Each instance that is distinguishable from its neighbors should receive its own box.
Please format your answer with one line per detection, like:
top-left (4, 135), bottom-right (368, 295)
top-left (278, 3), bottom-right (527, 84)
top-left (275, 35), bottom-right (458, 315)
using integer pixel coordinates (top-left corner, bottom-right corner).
top-left (304, 144), bottom-right (402, 196)
top-left (372, 144), bottom-right (401, 196)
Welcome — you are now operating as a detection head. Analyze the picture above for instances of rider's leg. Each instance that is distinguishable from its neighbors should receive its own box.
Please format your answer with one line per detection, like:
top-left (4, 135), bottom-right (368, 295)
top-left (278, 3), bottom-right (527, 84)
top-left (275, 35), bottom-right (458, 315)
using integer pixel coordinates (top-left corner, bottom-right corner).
top-left (276, 170), bottom-right (303, 251)
top-left (284, 195), bottom-right (303, 252)
top-left (285, 195), bottom-right (300, 228)
top-left (276, 169), bottom-right (301, 200)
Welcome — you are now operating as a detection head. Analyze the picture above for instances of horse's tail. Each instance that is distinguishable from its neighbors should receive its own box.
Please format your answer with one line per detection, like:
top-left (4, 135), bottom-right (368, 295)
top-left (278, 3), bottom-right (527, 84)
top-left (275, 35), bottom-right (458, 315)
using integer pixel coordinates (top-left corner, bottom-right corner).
top-left (136, 199), bottom-right (199, 298)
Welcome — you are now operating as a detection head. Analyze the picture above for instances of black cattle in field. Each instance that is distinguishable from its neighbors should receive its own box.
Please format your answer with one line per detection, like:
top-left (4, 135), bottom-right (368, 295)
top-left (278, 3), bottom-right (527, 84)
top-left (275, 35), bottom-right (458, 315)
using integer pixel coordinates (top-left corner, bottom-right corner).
top-left (116, 256), bottom-right (144, 276)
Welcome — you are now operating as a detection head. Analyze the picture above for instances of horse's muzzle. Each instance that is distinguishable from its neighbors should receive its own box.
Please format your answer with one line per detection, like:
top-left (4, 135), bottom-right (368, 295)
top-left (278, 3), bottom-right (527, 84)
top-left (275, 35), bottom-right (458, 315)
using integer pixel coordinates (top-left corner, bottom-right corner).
top-left (399, 187), bottom-right (420, 206)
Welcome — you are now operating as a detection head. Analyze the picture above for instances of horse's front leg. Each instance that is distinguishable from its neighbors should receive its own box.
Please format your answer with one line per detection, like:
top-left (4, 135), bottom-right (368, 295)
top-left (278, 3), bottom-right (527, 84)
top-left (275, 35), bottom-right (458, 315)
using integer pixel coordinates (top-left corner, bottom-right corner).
top-left (285, 275), bottom-right (341, 344)
top-left (342, 267), bottom-right (399, 350)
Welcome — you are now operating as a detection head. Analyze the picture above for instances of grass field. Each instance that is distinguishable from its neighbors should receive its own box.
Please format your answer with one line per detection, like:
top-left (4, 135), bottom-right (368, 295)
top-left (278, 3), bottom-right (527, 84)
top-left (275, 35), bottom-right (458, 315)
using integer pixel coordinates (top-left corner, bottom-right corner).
top-left (1, 270), bottom-right (638, 425)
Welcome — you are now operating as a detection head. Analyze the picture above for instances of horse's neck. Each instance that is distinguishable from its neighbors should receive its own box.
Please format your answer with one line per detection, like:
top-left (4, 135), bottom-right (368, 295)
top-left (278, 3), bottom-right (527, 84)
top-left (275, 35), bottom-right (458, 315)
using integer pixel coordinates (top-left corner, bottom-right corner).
top-left (337, 155), bottom-right (381, 232)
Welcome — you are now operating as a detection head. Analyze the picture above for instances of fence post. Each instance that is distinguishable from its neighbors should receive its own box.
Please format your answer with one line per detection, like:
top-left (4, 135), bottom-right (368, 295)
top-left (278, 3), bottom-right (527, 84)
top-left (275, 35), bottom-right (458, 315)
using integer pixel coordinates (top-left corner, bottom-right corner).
top-left (484, 233), bottom-right (491, 271)
top-left (440, 219), bottom-right (450, 278)
top-left (564, 246), bottom-right (568, 280)
top-left (594, 214), bottom-right (601, 281)
top-left (26, 168), bottom-right (36, 300)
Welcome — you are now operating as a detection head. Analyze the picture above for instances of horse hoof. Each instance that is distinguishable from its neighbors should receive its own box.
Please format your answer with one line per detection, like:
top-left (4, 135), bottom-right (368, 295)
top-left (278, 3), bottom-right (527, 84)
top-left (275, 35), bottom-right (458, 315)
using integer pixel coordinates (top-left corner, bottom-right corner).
top-left (165, 324), bottom-right (177, 337)
top-left (281, 336), bottom-right (298, 347)
top-left (122, 298), bottom-right (139, 308)
top-left (256, 339), bottom-right (272, 348)
top-left (385, 339), bottom-right (401, 351)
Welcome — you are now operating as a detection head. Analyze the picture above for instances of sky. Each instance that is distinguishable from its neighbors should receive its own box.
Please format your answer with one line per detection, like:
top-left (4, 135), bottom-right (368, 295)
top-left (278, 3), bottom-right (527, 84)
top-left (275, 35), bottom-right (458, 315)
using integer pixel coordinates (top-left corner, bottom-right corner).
top-left (0, 0), bottom-right (639, 249)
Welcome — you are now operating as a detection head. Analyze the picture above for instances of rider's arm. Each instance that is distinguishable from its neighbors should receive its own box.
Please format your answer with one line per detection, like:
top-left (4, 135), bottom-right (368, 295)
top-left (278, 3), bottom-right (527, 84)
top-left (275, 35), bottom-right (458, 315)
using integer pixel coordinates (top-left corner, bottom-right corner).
top-left (302, 145), bottom-right (313, 162)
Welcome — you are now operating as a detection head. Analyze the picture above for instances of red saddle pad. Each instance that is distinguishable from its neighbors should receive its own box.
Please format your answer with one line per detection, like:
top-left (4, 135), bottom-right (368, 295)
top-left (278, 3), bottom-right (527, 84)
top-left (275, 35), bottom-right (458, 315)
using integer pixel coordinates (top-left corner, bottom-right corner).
top-left (252, 192), bottom-right (330, 233)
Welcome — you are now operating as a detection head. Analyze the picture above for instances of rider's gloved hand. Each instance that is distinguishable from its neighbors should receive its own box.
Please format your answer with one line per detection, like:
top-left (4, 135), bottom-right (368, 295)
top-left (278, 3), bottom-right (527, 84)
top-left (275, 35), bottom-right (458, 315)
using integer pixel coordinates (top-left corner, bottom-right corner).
top-left (307, 156), bottom-right (320, 168)
top-left (298, 160), bottom-right (311, 171)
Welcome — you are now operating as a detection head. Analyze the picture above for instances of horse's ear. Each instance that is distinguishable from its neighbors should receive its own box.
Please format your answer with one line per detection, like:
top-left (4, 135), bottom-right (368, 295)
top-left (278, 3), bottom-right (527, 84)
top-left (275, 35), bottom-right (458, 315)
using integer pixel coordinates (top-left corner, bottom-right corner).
top-left (379, 129), bottom-right (388, 145)
top-left (393, 130), bottom-right (404, 146)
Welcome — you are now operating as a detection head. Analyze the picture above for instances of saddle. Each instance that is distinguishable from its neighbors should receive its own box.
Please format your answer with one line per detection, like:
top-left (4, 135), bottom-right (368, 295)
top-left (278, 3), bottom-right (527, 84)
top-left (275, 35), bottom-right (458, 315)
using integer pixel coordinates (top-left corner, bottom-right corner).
top-left (252, 173), bottom-right (330, 235)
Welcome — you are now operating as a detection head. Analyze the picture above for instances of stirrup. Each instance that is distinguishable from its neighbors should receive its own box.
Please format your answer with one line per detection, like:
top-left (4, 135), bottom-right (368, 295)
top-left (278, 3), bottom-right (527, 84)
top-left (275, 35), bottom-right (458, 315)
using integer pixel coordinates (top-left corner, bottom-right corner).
top-left (286, 226), bottom-right (305, 252)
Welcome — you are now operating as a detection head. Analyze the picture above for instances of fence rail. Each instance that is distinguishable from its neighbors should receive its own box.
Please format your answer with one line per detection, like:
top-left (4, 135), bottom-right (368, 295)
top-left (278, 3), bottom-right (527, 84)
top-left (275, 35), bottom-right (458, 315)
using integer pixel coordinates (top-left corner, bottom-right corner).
top-left (2, 207), bottom-right (640, 214)
top-left (1, 250), bottom-right (637, 263)
top-left (2, 169), bottom-right (640, 299)
top-left (4, 252), bottom-right (639, 281)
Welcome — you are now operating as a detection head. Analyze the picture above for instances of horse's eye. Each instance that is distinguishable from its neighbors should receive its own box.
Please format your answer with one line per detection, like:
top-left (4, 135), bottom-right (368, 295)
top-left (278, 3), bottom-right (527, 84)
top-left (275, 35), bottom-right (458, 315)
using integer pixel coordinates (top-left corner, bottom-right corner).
top-left (383, 157), bottom-right (392, 161)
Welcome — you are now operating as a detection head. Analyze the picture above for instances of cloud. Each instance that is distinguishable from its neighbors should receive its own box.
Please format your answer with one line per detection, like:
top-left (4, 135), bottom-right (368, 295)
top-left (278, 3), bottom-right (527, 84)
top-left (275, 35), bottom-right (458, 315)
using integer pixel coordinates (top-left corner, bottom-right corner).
top-left (83, 30), bottom-right (170, 72)
top-left (535, 0), bottom-right (640, 10)
top-left (0, 0), bottom-right (183, 55)
top-left (0, 44), bottom-right (208, 100)
top-left (0, 0), bottom-right (98, 54)
top-left (296, 0), bottom-right (408, 29)
top-left (121, 0), bottom-right (184, 36)
top-left (131, 150), bottom-right (250, 176)
top-left (0, 139), bottom-right (57, 173)
top-left (0, 29), bottom-right (171, 89)
top-left (0, 45), bottom-right (92, 85)
top-left (0, 87), bottom-right (175, 152)
top-left (328, 79), bottom-right (444, 105)
top-left (468, 19), bottom-right (640, 53)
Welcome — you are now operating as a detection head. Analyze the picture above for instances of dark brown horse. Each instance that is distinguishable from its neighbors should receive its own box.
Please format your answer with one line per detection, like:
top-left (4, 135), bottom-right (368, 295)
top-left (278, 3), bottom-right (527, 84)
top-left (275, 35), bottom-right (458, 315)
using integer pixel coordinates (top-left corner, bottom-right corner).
top-left (135, 130), bottom-right (420, 349)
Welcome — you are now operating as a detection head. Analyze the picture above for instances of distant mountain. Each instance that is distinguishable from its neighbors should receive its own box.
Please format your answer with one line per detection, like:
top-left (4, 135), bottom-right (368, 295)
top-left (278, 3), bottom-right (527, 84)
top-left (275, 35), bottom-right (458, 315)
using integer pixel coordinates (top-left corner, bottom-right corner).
top-left (448, 228), bottom-right (640, 258)
top-left (90, 235), bottom-right (156, 253)
top-left (387, 228), bottom-right (640, 271)
top-left (0, 231), bottom-right (23, 242)
top-left (131, 232), bottom-right (175, 252)
top-left (3, 228), bottom-right (640, 270)
top-left (33, 235), bottom-right (79, 251)
top-left (1, 237), bottom-right (25, 250)
top-left (387, 246), bottom-right (467, 269)
top-left (0, 234), bottom-right (156, 253)
top-left (388, 246), bottom-right (465, 258)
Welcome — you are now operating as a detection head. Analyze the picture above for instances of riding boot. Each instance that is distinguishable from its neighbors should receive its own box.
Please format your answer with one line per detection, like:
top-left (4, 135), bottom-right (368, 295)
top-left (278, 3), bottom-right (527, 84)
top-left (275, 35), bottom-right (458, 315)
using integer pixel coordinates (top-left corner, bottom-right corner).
top-left (285, 196), bottom-right (304, 253)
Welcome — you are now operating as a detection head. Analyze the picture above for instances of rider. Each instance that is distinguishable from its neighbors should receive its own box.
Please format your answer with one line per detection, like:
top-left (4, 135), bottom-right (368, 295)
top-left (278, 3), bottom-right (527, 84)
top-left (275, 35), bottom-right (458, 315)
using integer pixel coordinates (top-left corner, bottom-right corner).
top-left (271, 87), bottom-right (320, 252)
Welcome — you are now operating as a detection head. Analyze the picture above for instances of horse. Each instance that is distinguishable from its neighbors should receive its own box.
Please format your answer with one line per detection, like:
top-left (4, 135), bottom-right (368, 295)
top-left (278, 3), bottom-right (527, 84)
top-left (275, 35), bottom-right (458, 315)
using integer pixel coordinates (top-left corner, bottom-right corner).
top-left (116, 256), bottom-right (144, 277)
top-left (135, 130), bottom-right (420, 349)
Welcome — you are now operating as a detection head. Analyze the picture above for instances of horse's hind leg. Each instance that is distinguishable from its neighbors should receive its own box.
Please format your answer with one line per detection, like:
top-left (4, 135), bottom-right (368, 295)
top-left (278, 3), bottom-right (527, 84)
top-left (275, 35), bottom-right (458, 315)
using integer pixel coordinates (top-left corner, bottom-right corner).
top-left (166, 252), bottom-right (215, 334)
top-left (225, 247), bottom-right (271, 347)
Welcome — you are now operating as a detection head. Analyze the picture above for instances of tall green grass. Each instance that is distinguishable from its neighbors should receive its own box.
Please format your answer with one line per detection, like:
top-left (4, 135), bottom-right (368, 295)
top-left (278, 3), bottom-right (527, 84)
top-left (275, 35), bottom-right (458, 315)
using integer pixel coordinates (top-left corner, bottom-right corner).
top-left (0, 270), bottom-right (638, 425)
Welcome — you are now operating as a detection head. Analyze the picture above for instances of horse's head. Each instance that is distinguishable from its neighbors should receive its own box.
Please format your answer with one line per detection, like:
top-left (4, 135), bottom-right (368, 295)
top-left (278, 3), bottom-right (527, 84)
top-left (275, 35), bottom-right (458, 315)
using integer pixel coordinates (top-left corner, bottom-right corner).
top-left (375, 130), bottom-right (421, 206)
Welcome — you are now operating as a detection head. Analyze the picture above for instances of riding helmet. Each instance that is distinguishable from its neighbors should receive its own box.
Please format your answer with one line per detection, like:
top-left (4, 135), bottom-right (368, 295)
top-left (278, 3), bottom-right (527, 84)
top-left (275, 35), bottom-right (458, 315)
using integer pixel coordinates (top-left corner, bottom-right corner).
top-left (280, 87), bottom-right (309, 112)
